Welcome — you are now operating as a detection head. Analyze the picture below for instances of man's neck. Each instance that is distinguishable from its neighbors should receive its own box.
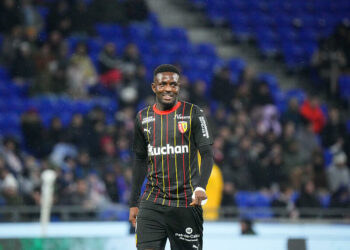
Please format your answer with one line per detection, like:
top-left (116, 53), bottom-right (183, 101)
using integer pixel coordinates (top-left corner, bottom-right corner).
top-left (156, 101), bottom-right (176, 111)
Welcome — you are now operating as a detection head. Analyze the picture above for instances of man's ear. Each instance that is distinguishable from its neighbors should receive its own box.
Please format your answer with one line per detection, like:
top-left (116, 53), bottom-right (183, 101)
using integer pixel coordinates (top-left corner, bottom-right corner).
top-left (151, 82), bottom-right (156, 93)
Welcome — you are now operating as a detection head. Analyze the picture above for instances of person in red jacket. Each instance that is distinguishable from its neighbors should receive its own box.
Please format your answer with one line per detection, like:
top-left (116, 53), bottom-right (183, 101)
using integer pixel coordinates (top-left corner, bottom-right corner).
top-left (299, 96), bottom-right (326, 134)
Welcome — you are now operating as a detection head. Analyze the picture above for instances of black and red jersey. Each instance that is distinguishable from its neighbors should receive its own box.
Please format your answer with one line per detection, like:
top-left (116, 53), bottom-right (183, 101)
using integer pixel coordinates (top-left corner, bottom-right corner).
top-left (132, 101), bottom-right (213, 207)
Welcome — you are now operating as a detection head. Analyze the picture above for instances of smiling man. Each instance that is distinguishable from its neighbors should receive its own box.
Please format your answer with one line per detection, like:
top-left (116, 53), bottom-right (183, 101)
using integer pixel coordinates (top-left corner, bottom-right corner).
top-left (129, 64), bottom-right (214, 250)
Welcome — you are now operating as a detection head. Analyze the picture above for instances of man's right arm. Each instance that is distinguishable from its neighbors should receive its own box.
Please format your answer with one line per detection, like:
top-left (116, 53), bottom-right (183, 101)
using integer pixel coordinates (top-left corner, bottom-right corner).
top-left (129, 154), bottom-right (148, 207)
top-left (129, 113), bottom-right (148, 227)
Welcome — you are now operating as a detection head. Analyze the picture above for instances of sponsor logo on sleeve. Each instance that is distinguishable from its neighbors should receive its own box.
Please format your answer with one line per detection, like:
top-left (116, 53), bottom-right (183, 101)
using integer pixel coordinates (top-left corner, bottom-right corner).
top-left (199, 116), bottom-right (209, 138)
top-left (141, 116), bottom-right (155, 124)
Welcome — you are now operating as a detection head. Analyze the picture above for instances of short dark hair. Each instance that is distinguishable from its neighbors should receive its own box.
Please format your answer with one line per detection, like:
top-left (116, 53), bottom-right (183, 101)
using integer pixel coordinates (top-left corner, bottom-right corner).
top-left (153, 64), bottom-right (180, 76)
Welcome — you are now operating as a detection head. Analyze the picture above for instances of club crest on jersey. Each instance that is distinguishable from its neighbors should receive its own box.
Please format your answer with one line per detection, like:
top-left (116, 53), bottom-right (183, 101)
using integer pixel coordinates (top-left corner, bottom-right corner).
top-left (178, 121), bottom-right (188, 133)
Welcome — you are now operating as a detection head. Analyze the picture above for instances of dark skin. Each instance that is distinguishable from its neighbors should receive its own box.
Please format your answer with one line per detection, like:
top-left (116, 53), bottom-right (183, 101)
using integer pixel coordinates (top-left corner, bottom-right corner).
top-left (129, 72), bottom-right (207, 228)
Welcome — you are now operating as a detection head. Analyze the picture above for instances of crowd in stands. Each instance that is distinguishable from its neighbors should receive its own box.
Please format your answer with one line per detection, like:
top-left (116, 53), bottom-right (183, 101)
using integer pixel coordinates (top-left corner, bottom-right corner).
top-left (311, 22), bottom-right (350, 105)
top-left (0, 0), bottom-right (349, 221)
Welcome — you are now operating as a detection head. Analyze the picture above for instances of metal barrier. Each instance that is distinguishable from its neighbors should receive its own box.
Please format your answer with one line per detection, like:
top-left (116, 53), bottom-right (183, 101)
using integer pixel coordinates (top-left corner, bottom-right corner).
top-left (1, 205), bottom-right (349, 222)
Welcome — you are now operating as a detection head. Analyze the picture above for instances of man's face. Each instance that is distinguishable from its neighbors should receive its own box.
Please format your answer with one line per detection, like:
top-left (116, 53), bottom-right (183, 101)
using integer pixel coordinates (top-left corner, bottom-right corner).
top-left (152, 72), bottom-right (180, 108)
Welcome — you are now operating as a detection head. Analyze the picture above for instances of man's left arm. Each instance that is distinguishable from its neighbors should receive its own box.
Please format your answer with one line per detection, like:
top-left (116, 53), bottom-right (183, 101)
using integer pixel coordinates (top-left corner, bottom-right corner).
top-left (190, 107), bottom-right (214, 206)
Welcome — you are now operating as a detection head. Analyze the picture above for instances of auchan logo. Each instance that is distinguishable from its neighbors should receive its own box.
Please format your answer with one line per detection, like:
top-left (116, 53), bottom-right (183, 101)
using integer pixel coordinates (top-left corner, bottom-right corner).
top-left (148, 144), bottom-right (189, 156)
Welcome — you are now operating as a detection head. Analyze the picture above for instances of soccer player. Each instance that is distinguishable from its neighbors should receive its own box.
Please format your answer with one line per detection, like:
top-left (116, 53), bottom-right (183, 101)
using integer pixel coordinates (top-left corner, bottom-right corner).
top-left (129, 64), bottom-right (214, 250)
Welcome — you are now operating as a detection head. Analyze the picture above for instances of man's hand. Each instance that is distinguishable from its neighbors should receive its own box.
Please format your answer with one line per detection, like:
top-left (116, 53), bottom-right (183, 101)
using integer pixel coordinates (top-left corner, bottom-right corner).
top-left (129, 207), bottom-right (139, 227)
top-left (190, 188), bottom-right (207, 206)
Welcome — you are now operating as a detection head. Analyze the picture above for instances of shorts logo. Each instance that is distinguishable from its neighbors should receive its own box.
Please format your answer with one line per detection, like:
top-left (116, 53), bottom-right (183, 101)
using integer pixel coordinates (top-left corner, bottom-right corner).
top-left (185, 227), bottom-right (193, 234)
top-left (178, 121), bottom-right (188, 133)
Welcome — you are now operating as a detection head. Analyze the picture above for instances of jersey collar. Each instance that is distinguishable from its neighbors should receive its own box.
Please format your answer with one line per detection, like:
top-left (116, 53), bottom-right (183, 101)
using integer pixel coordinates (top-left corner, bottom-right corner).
top-left (153, 101), bottom-right (181, 115)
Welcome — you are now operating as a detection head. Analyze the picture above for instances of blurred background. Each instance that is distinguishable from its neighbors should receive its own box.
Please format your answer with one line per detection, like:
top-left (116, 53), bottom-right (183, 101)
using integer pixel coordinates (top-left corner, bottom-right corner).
top-left (0, 0), bottom-right (349, 249)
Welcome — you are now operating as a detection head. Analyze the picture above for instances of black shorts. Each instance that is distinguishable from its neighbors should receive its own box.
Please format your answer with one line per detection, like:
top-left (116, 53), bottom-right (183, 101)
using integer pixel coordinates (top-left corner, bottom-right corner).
top-left (136, 201), bottom-right (203, 250)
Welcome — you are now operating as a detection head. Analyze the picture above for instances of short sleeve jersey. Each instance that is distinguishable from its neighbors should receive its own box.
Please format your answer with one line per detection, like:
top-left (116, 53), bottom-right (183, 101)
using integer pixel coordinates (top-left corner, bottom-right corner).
top-left (133, 101), bottom-right (213, 207)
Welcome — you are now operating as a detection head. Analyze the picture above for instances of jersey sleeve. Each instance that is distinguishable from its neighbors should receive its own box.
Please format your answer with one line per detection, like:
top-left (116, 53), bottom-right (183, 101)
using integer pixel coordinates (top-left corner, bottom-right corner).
top-left (132, 112), bottom-right (148, 156)
top-left (192, 105), bottom-right (213, 147)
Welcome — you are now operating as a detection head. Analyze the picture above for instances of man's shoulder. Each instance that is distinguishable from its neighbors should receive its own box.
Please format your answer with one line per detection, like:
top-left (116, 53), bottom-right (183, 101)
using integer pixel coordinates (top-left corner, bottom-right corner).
top-left (137, 105), bottom-right (153, 116)
top-left (181, 101), bottom-right (204, 114)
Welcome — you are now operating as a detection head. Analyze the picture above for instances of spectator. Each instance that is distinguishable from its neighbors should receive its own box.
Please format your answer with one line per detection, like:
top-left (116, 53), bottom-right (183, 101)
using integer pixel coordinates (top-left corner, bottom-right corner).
top-left (240, 219), bottom-right (256, 235)
top-left (256, 104), bottom-right (282, 137)
top-left (329, 186), bottom-right (350, 217)
top-left (233, 83), bottom-right (253, 111)
top-left (62, 178), bottom-right (93, 207)
top-left (251, 82), bottom-right (274, 107)
top-left (20, 109), bottom-right (48, 157)
top-left (221, 182), bottom-right (236, 208)
top-left (67, 42), bottom-right (98, 98)
top-left (88, 0), bottom-right (127, 24)
top-left (282, 140), bottom-right (306, 189)
top-left (98, 42), bottom-right (123, 88)
top-left (135, 65), bottom-right (152, 101)
top-left (296, 121), bottom-right (320, 160)
top-left (31, 42), bottom-right (56, 94)
top-left (310, 148), bottom-right (328, 190)
top-left (103, 169), bottom-right (120, 203)
top-left (11, 42), bottom-right (36, 84)
top-left (70, 0), bottom-right (93, 36)
top-left (46, 0), bottom-right (73, 36)
top-left (0, 137), bottom-right (23, 175)
top-left (0, 0), bottom-right (21, 34)
top-left (211, 67), bottom-right (235, 106)
top-left (20, 0), bottom-right (44, 37)
top-left (327, 152), bottom-right (350, 193)
top-left (271, 184), bottom-right (296, 218)
top-left (299, 96), bottom-right (326, 134)
top-left (67, 113), bottom-right (88, 148)
top-left (47, 116), bottom-right (66, 150)
top-left (281, 98), bottom-right (302, 127)
top-left (190, 80), bottom-right (208, 108)
top-left (1, 26), bottom-right (24, 65)
top-left (223, 136), bottom-right (256, 190)
top-left (321, 107), bottom-right (347, 148)
top-left (0, 166), bottom-right (23, 206)
top-left (122, 43), bottom-right (142, 71)
top-left (295, 180), bottom-right (321, 218)
top-left (124, 0), bottom-right (149, 22)
top-left (311, 32), bottom-right (347, 97)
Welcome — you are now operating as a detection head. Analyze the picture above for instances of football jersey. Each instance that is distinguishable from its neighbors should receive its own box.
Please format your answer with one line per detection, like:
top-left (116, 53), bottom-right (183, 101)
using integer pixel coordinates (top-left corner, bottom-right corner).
top-left (132, 101), bottom-right (213, 207)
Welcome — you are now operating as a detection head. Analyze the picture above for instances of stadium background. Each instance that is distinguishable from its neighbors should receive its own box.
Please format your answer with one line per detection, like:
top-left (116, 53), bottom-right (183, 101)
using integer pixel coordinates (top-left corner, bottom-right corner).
top-left (0, 0), bottom-right (349, 249)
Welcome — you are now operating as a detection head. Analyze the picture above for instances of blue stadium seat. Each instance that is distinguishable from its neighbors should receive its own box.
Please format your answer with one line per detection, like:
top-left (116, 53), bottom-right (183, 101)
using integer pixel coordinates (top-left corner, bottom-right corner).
top-left (127, 23), bottom-right (151, 42)
top-left (95, 23), bottom-right (124, 40)
top-left (319, 194), bottom-right (331, 208)
top-left (338, 75), bottom-right (350, 100)
top-left (36, 6), bottom-right (49, 19)
top-left (285, 88), bottom-right (306, 104)
top-left (87, 38), bottom-right (104, 55)
top-left (72, 100), bottom-right (94, 115)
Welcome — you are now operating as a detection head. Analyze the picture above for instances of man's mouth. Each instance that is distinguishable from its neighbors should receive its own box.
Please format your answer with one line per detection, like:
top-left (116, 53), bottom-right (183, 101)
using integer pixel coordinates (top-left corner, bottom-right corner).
top-left (162, 94), bottom-right (174, 101)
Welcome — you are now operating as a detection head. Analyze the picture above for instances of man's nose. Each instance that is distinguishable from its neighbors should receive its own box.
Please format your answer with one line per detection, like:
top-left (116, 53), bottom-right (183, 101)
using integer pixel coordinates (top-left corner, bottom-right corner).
top-left (164, 83), bottom-right (172, 91)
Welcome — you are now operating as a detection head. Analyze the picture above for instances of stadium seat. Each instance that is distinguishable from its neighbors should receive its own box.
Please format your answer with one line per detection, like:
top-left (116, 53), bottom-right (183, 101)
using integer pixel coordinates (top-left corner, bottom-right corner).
top-left (95, 23), bottom-right (124, 40)
top-left (338, 75), bottom-right (350, 100)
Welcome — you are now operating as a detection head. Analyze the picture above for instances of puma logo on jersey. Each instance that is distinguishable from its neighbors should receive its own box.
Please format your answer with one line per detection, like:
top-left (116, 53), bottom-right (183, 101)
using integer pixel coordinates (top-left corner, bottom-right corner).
top-left (144, 128), bottom-right (151, 134)
top-left (148, 144), bottom-right (189, 156)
